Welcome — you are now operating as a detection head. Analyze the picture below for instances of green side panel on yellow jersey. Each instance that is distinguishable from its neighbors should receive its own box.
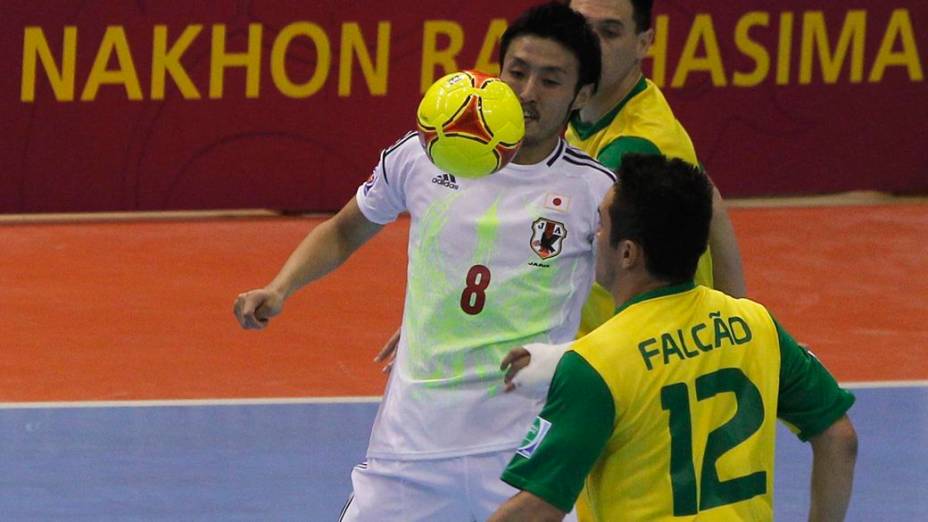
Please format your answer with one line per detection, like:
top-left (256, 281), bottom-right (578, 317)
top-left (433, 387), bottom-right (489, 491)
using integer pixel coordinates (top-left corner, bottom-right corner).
top-left (568, 76), bottom-right (712, 337)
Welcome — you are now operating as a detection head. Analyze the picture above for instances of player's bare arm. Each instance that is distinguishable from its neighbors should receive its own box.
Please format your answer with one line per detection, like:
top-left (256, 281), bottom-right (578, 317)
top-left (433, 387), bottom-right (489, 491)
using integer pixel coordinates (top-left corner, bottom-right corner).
top-left (374, 327), bottom-right (400, 372)
top-left (233, 197), bottom-right (382, 330)
top-left (708, 183), bottom-right (747, 297)
top-left (808, 414), bottom-right (858, 522)
top-left (487, 491), bottom-right (565, 522)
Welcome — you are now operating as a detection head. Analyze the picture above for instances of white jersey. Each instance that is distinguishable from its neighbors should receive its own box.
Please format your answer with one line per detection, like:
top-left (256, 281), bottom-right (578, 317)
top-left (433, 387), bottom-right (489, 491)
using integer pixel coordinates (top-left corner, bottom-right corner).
top-left (356, 132), bottom-right (615, 459)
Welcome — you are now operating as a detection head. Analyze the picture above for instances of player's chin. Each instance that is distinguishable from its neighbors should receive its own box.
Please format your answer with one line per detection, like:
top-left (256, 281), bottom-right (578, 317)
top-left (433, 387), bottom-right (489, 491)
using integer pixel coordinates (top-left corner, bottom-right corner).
top-left (521, 124), bottom-right (539, 141)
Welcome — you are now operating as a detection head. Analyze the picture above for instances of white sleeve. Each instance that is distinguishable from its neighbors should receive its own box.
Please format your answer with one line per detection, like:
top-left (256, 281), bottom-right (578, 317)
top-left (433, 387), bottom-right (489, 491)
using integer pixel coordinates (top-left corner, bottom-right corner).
top-left (355, 132), bottom-right (417, 225)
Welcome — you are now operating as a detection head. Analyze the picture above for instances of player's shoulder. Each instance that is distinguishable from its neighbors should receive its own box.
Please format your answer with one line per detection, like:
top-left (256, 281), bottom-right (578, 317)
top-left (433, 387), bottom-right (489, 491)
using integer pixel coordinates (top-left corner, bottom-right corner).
top-left (555, 141), bottom-right (617, 186)
top-left (380, 130), bottom-right (422, 159)
top-left (700, 286), bottom-right (777, 326)
top-left (572, 316), bottom-right (639, 373)
top-left (639, 78), bottom-right (671, 106)
top-left (628, 79), bottom-right (678, 124)
top-left (375, 130), bottom-right (429, 179)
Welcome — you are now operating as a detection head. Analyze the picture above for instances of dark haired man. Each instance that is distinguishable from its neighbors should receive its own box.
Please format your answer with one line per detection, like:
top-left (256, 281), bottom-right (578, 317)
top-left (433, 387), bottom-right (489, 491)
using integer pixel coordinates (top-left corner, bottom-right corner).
top-left (567, 0), bottom-right (746, 337)
top-left (234, 3), bottom-right (614, 519)
top-left (491, 155), bottom-right (857, 522)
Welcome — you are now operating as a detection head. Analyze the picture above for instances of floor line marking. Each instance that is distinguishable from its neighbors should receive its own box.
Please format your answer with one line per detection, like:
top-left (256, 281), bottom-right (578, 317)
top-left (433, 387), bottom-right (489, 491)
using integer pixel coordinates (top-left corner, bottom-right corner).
top-left (841, 380), bottom-right (928, 389)
top-left (0, 396), bottom-right (383, 410)
top-left (1, 380), bottom-right (926, 409)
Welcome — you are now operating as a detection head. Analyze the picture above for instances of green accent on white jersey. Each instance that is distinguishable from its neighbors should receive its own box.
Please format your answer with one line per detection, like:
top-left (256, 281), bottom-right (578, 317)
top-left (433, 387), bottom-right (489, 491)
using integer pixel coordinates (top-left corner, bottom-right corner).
top-left (356, 134), bottom-right (615, 459)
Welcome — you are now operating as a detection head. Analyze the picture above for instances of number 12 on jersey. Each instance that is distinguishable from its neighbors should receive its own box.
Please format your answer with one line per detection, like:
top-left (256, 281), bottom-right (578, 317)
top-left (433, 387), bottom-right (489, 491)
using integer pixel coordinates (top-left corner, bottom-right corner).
top-left (660, 368), bottom-right (767, 516)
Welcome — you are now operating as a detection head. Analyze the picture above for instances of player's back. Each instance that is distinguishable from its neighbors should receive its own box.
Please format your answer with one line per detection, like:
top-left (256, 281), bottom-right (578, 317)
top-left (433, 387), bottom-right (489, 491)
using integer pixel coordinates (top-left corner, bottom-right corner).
top-left (572, 283), bottom-right (782, 521)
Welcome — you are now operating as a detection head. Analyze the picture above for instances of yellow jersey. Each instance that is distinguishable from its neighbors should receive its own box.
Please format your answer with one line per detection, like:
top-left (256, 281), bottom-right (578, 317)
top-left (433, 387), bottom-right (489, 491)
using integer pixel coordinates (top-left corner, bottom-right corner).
top-left (502, 283), bottom-right (854, 520)
top-left (568, 76), bottom-right (712, 337)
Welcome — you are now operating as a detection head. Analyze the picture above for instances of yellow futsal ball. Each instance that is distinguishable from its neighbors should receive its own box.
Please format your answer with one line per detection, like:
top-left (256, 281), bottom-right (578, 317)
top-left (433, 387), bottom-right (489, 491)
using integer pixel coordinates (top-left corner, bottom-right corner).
top-left (416, 70), bottom-right (525, 178)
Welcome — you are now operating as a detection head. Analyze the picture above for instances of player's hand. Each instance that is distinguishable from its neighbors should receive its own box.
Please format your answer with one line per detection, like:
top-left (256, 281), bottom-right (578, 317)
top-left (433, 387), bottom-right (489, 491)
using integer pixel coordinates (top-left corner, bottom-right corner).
top-left (233, 288), bottom-right (284, 330)
top-left (500, 347), bottom-right (531, 392)
top-left (374, 328), bottom-right (400, 373)
top-left (500, 342), bottom-right (572, 398)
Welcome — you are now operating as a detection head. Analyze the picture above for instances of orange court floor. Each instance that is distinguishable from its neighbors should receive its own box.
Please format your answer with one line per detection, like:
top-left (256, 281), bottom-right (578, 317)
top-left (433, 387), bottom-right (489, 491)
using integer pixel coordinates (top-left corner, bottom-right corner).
top-left (2, 198), bottom-right (927, 403)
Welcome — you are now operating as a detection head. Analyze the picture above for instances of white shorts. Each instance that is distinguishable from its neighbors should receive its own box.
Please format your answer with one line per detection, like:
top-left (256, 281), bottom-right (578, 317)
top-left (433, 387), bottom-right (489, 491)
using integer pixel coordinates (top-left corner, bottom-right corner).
top-left (338, 451), bottom-right (578, 522)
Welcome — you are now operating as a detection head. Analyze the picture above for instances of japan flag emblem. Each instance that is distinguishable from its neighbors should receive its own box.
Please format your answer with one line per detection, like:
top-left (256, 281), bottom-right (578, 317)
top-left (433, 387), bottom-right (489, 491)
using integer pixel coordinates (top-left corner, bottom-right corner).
top-left (530, 218), bottom-right (567, 260)
top-left (544, 193), bottom-right (571, 212)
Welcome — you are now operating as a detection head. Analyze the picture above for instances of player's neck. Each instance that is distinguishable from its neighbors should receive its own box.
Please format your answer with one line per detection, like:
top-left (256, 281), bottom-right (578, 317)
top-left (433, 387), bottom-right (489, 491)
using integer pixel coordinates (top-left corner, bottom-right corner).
top-left (579, 70), bottom-right (642, 125)
top-left (512, 136), bottom-right (560, 165)
top-left (613, 273), bottom-right (671, 311)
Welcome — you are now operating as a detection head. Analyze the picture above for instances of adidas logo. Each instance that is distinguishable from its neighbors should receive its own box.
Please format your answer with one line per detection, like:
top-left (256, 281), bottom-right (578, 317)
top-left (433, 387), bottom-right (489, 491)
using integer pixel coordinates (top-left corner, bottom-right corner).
top-left (431, 173), bottom-right (460, 190)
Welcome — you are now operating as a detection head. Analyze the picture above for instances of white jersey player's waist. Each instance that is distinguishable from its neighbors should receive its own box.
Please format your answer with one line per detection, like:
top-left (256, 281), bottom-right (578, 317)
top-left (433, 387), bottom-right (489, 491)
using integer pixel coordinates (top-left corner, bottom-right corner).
top-left (365, 379), bottom-right (542, 461)
top-left (367, 440), bottom-right (522, 461)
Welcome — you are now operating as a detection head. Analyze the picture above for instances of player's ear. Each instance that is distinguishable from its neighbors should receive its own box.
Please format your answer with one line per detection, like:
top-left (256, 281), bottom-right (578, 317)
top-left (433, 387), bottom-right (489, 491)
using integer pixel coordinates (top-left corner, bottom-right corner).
top-left (619, 239), bottom-right (641, 270)
top-left (636, 28), bottom-right (654, 60)
top-left (571, 83), bottom-right (594, 113)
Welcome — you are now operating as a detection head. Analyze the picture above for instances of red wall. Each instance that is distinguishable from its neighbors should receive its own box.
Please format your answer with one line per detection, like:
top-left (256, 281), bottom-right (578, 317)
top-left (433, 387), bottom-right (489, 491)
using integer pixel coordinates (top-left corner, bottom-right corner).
top-left (3, 1), bottom-right (926, 213)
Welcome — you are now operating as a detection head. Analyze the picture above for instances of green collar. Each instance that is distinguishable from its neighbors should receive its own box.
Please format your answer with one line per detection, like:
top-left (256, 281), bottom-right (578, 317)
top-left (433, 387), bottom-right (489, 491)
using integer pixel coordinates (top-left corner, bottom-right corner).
top-left (570, 75), bottom-right (648, 140)
top-left (614, 280), bottom-right (696, 315)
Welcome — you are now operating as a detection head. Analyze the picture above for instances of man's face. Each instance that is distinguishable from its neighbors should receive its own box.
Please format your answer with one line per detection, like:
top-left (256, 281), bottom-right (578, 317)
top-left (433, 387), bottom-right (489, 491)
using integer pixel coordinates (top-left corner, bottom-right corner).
top-left (571, 0), bottom-right (649, 92)
top-left (595, 186), bottom-right (618, 289)
top-left (500, 35), bottom-right (588, 149)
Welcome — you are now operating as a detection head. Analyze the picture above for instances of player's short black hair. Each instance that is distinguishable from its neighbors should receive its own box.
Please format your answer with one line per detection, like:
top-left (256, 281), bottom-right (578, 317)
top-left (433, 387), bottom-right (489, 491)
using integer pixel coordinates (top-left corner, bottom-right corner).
top-left (609, 154), bottom-right (712, 283)
top-left (630, 0), bottom-right (654, 33)
top-left (499, 1), bottom-right (601, 93)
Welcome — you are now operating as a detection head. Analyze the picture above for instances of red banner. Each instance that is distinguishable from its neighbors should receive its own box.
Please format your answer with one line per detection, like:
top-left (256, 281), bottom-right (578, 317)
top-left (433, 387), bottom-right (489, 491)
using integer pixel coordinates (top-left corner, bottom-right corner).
top-left (3, 1), bottom-right (926, 213)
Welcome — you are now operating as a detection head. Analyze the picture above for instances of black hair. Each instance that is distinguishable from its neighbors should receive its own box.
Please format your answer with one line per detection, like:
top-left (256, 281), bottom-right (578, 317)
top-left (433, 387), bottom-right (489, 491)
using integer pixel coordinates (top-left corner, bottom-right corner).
top-left (630, 0), bottom-right (653, 33)
top-left (609, 154), bottom-right (713, 283)
top-left (566, 0), bottom-right (653, 33)
top-left (499, 1), bottom-right (601, 93)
